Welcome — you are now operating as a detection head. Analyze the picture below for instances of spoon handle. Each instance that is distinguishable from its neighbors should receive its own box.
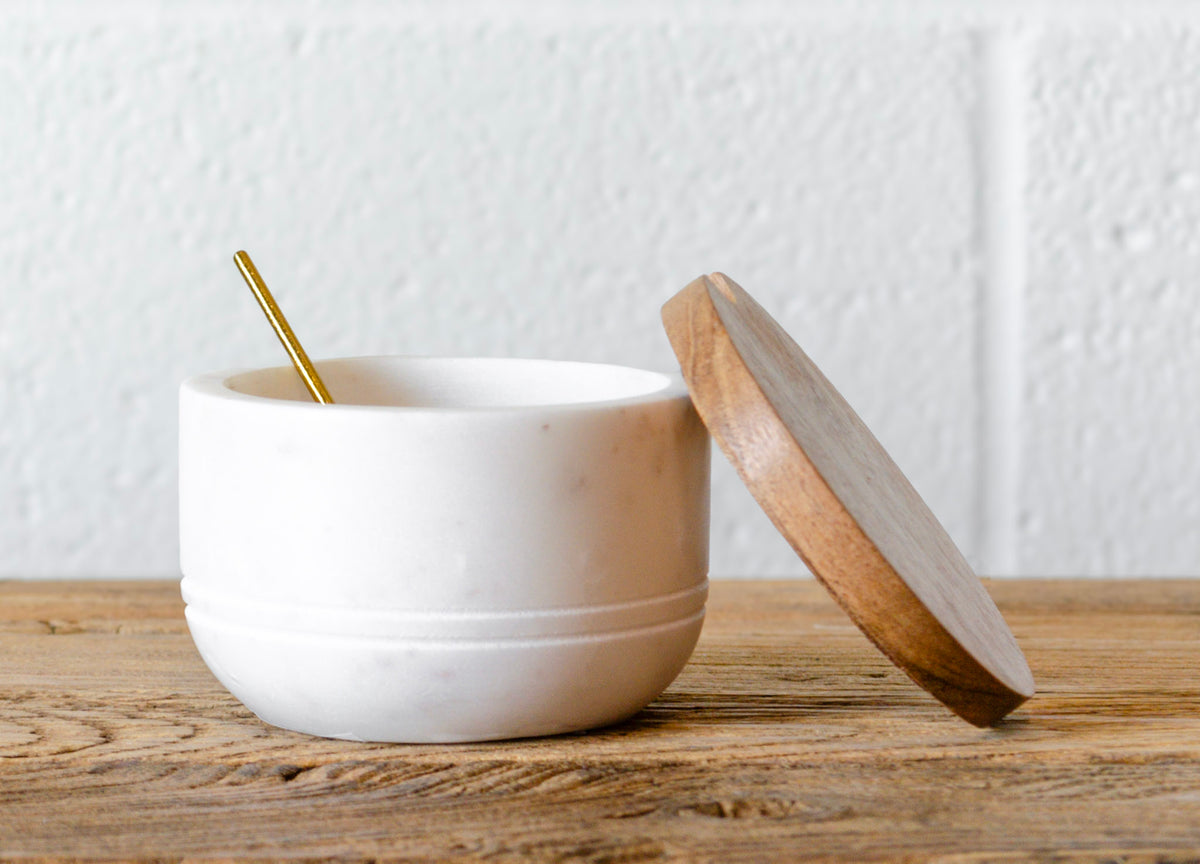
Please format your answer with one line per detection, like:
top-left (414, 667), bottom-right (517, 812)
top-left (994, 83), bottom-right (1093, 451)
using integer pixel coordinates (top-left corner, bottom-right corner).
top-left (234, 250), bottom-right (335, 405)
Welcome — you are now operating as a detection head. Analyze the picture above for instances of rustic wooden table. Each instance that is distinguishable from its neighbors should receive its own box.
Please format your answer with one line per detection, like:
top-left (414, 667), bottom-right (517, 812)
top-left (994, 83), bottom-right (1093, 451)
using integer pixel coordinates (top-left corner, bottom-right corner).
top-left (2, 579), bottom-right (1198, 862)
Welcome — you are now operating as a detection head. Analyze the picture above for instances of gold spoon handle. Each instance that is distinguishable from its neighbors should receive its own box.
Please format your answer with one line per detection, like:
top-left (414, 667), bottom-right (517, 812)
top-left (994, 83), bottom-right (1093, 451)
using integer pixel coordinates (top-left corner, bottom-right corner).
top-left (234, 251), bottom-right (334, 404)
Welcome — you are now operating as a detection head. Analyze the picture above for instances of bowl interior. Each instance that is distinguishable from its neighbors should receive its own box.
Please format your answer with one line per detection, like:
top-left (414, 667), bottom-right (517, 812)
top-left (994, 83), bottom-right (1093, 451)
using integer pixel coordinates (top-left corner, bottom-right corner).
top-left (224, 356), bottom-right (675, 408)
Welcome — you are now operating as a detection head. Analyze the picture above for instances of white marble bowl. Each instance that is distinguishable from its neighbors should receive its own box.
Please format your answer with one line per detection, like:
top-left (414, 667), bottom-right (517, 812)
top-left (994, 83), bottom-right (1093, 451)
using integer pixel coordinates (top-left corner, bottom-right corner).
top-left (179, 356), bottom-right (710, 742)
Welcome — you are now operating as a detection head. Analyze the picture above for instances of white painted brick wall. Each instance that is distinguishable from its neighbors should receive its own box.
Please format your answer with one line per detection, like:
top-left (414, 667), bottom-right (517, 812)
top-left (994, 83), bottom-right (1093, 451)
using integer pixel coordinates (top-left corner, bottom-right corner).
top-left (1025, 25), bottom-right (1200, 575)
top-left (3, 3), bottom-right (1200, 578)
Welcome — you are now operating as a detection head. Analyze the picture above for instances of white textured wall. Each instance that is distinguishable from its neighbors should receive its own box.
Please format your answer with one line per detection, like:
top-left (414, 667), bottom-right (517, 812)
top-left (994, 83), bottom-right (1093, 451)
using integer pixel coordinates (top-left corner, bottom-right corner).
top-left (4, 2), bottom-right (1200, 578)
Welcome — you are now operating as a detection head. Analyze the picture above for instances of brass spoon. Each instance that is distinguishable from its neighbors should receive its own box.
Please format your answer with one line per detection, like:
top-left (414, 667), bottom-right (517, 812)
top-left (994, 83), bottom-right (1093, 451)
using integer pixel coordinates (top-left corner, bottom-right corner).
top-left (234, 250), bottom-right (334, 404)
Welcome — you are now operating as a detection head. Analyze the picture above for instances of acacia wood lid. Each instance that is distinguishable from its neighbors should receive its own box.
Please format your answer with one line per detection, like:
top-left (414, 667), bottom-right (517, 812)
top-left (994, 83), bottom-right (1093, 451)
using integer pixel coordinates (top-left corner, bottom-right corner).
top-left (662, 273), bottom-right (1035, 726)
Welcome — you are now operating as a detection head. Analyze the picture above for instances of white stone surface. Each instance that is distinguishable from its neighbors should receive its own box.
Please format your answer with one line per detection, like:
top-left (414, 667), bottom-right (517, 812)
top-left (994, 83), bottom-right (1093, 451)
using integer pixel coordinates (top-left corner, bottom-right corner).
top-left (11, 3), bottom-right (1200, 579)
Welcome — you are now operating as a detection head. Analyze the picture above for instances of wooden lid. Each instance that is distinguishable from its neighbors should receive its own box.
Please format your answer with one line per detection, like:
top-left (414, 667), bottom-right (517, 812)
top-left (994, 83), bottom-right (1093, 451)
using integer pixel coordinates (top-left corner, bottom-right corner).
top-left (662, 273), bottom-right (1035, 726)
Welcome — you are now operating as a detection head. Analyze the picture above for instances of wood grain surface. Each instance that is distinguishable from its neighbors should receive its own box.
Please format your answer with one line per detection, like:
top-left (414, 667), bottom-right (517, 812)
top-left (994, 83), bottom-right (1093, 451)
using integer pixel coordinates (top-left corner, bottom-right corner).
top-left (2, 578), bottom-right (1200, 862)
top-left (662, 274), bottom-right (1033, 727)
